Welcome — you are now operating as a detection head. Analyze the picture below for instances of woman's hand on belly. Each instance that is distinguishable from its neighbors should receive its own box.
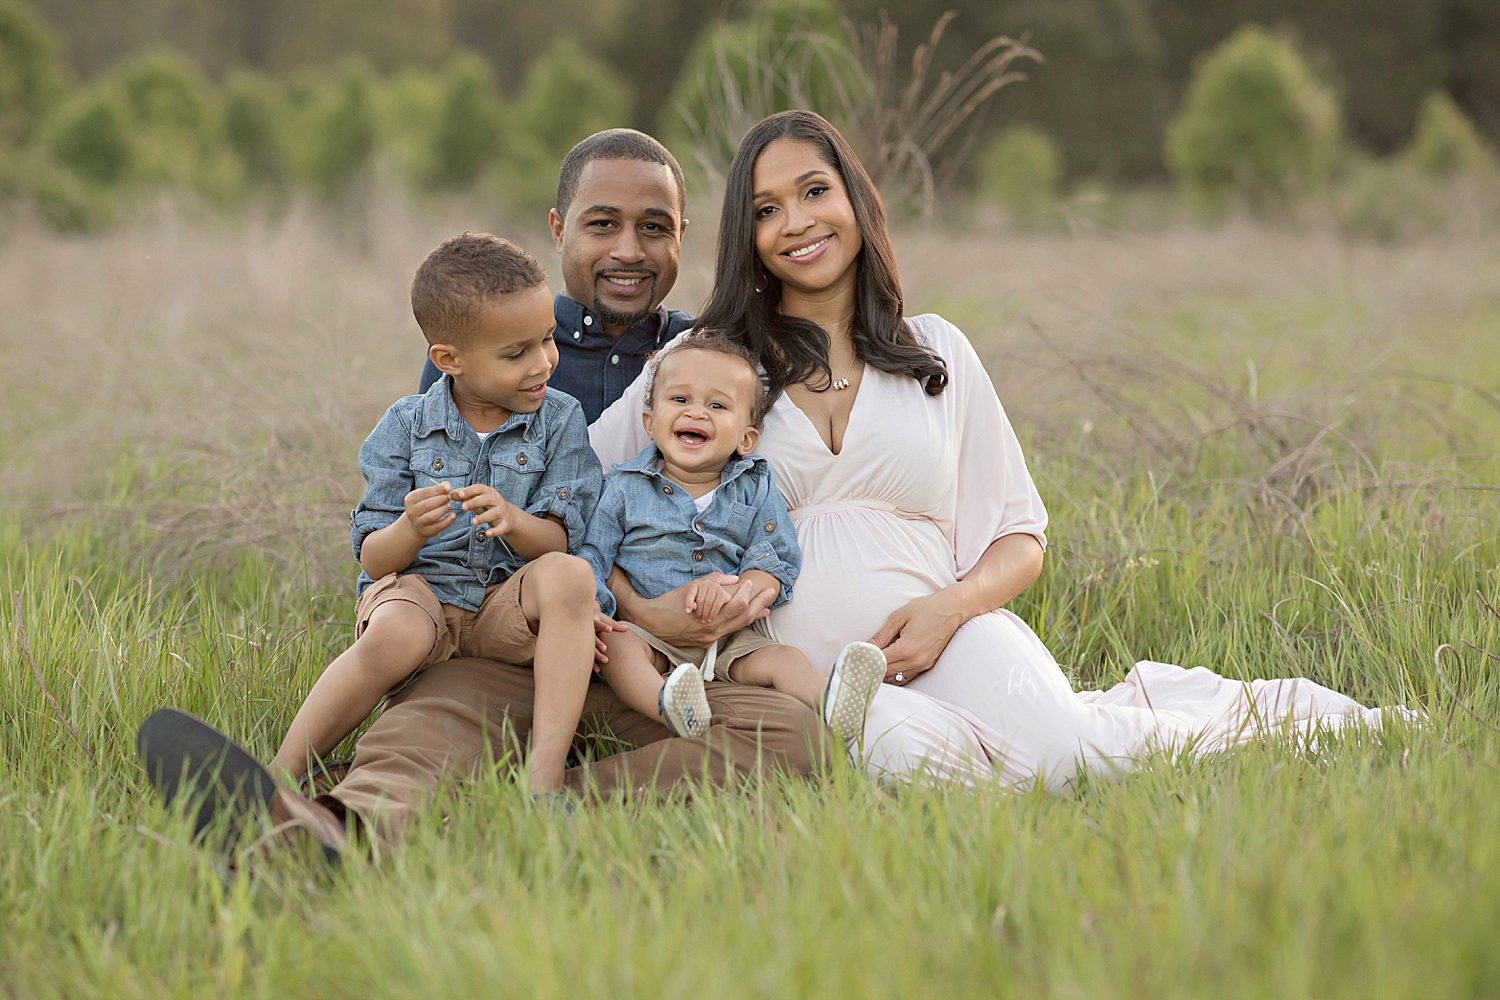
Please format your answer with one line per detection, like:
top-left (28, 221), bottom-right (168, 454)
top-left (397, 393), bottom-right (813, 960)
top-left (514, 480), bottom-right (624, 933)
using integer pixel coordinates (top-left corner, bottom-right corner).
top-left (868, 588), bottom-right (966, 684)
top-left (610, 568), bottom-right (776, 648)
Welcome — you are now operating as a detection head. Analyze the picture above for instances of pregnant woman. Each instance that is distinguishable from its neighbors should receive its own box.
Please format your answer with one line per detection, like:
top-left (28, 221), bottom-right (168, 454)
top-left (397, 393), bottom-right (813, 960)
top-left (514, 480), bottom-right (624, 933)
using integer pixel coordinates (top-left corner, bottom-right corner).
top-left (591, 111), bottom-right (1402, 788)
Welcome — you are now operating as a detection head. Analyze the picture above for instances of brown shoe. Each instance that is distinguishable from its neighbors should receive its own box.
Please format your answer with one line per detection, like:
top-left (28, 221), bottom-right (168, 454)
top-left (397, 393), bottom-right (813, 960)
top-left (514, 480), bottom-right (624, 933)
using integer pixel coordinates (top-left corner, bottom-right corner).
top-left (137, 708), bottom-right (346, 864)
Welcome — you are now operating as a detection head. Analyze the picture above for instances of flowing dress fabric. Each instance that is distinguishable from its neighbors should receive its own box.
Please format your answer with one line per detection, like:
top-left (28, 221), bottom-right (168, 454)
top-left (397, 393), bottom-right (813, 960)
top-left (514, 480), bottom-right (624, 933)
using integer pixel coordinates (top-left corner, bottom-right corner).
top-left (590, 315), bottom-right (1399, 789)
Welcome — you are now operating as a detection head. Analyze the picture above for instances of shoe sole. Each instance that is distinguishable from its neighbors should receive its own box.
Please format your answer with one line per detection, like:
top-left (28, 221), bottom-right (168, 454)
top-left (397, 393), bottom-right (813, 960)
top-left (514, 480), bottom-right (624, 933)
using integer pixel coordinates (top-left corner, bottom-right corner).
top-left (825, 642), bottom-right (886, 743)
top-left (136, 708), bottom-right (342, 865)
top-left (661, 662), bottom-right (711, 739)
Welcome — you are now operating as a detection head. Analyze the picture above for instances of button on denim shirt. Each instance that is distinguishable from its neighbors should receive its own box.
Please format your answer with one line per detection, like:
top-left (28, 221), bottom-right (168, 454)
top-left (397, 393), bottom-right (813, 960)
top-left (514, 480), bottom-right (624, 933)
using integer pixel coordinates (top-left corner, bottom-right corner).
top-left (351, 376), bottom-right (603, 611)
top-left (580, 445), bottom-right (800, 618)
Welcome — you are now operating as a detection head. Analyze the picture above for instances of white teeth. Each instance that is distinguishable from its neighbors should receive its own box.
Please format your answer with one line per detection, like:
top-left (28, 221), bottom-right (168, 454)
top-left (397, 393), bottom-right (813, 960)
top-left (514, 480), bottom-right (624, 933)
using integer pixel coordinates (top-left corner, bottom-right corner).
top-left (608, 276), bottom-right (644, 286)
top-left (787, 238), bottom-right (828, 259)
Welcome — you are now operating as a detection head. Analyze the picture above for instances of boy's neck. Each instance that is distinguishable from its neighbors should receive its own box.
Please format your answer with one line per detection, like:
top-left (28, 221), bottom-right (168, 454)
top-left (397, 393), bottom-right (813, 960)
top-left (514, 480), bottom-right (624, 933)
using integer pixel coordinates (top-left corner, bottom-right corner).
top-left (658, 454), bottom-right (729, 498)
top-left (449, 378), bottom-right (513, 434)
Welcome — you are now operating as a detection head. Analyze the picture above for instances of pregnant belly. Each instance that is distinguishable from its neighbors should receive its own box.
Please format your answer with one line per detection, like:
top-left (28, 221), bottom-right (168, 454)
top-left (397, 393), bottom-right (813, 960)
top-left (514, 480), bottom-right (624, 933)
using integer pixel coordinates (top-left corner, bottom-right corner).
top-left (765, 507), bottom-right (956, 673)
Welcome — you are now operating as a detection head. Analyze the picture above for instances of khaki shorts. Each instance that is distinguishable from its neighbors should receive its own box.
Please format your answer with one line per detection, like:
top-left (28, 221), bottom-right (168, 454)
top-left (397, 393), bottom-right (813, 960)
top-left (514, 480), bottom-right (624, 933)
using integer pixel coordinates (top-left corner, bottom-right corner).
top-left (354, 566), bottom-right (538, 679)
top-left (622, 622), bottom-right (779, 682)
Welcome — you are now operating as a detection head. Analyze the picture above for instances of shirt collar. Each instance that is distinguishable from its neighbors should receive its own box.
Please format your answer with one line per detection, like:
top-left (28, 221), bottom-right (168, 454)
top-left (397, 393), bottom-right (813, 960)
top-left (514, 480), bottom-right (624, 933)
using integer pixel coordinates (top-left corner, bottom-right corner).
top-left (414, 374), bottom-right (542, 441)
top-left (615, 444), bottom-right (762, 485)
top-left (555, 293), bottom-right (670, 351)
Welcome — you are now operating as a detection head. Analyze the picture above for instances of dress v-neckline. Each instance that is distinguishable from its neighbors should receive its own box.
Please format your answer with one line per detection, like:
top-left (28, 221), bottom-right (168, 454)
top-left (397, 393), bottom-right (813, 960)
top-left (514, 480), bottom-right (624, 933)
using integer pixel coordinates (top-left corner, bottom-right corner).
top-left (779, 367), bottom-right (869, 457)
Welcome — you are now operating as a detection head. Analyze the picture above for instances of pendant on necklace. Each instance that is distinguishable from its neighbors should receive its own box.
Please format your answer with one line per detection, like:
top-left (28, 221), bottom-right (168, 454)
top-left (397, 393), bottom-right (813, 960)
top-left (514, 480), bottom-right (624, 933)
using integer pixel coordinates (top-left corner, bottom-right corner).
top-left (832, 377), bottom-right (851, 390)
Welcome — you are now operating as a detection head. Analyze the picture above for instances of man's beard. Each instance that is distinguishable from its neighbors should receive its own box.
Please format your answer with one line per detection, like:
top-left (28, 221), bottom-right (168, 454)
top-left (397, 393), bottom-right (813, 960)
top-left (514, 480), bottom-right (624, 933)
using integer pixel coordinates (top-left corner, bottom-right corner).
top-left (593, 278), bottom-right (655, 329)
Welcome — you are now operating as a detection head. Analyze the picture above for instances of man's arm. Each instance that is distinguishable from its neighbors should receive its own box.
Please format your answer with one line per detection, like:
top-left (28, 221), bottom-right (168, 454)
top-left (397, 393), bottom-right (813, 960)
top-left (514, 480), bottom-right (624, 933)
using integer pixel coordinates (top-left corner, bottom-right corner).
top-left (609, 568), bottom-right (776, 648)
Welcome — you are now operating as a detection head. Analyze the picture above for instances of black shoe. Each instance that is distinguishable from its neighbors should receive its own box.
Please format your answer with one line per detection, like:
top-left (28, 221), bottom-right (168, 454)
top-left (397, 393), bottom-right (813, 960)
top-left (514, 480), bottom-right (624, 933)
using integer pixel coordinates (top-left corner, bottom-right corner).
top-left (136, 708), bottom-right (346, 864)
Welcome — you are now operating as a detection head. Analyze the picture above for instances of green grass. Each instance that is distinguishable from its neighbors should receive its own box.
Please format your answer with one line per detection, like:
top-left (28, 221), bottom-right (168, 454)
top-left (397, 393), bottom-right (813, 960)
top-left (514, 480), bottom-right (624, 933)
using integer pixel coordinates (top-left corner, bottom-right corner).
top-left (3, 228), bottom-right (1500, 997)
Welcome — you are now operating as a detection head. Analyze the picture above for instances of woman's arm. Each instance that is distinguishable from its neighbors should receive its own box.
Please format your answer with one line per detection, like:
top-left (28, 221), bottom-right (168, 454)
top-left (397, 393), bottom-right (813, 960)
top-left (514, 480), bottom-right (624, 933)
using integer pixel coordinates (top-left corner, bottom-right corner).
top-left (869, 532), bottom-right (1044, 684)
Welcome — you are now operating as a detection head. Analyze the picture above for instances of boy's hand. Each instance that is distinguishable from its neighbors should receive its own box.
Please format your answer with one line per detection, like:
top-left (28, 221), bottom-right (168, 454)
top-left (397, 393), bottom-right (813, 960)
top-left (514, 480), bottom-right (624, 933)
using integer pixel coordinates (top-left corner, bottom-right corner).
top-left (683, 578), bottom-right (733, 624)
top-left (402, 482), bottom-right (458, 538)
top-left (452, 484), bottom-right (517, 538)
top-left (592, 611), bottom-right (628, 669)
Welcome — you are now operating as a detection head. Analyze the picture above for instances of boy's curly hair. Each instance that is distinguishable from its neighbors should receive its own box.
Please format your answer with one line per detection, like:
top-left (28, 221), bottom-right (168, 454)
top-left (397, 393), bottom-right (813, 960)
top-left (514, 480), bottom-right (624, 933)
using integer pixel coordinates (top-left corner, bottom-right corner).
top-left (645, 330), bottom-right (770, 427)
top-left (411, 233), bottom-right (545, 346)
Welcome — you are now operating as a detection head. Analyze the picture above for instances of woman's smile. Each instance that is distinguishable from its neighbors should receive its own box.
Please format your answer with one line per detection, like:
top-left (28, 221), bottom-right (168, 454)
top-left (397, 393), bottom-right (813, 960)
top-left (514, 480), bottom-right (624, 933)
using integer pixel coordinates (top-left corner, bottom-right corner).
top-left (781, 234), bottom-right (834, 262)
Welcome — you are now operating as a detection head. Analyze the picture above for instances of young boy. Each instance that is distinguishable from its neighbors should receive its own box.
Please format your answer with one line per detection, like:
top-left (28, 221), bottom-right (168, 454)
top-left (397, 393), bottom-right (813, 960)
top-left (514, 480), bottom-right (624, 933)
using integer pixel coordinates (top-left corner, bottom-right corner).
top-left (272, 233), bottom-right (607, 795)
top-left (580, 332), bottom-right (885, 743)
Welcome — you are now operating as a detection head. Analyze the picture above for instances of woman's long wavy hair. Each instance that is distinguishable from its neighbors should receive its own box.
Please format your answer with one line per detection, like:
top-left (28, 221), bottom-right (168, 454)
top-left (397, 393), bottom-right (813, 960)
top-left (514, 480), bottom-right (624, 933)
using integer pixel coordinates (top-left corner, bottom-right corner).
top-left (695, 111), bottom-right (948, 404)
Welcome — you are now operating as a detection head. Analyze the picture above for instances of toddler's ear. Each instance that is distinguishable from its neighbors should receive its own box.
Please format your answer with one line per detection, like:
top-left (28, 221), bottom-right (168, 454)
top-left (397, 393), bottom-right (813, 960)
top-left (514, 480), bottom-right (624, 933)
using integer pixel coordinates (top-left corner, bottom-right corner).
top-left (738, 424), bottom-right (760, 456)
top-left (429, 343), bottom-right (463, 376)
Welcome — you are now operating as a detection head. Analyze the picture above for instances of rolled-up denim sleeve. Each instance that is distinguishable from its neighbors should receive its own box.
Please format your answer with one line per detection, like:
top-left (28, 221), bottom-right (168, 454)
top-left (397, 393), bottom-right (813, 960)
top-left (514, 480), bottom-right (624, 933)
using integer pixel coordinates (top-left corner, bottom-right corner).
top-left (351, 405), bottom-right (414, 562)
top-left (526, 399), bottom-right (604, 553)
top-left (577, 482), bottom-right (625, 617)
top-left (736, 469), bottom-right (800, 608)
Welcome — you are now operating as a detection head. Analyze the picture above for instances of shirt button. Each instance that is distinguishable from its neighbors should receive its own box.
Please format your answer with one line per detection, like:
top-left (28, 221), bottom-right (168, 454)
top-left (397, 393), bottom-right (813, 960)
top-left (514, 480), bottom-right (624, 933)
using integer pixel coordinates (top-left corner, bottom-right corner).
top-left (556, 487), bottom-right (570, 500)
top-left (694, 551), bottom-right (704, 562)
top-left (573, 330), bottom-right (581, 340)
top-left (432, 459), bottom-right (444, 472)
top-left (584, 315), bottom-right (593, 326)
top-left (475, 528), bottom-right (486, 540)
top-left (693, 521), bottom-right (702, 532)
top-left (610, 355), bottom-right (620, 365)
top-left (516, 454), bottom-right (527, 466)
top-left (764, 521), bottom-right (776, 533)
top-left (663, 485), bottom-right (672, 494)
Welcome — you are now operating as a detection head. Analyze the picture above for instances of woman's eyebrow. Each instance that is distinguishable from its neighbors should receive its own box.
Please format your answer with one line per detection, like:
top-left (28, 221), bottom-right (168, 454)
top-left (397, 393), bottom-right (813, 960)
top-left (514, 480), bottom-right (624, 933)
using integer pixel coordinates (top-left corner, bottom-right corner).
top-left (752, 170), bottom-right (831, 200)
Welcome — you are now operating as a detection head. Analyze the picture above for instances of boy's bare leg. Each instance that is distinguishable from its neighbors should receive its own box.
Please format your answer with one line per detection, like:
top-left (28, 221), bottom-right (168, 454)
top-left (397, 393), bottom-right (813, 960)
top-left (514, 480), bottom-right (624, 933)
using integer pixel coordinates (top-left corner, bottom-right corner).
top-left (517, 552), bottom-right (600, 795)
top-left (271, 601), bottom-right (435, 778)
top-left (597, 629), bottom-right (671, 724)
top-left (727, 645), bottom-right (826, 712)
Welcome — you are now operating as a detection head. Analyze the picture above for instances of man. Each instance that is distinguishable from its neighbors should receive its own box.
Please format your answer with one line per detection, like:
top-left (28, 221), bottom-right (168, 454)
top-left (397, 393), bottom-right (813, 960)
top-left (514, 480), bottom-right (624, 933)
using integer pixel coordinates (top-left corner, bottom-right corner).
top-left (420, 129), bottom-right (695, 423)
top-left (138, 130), bottom-right (830, 859)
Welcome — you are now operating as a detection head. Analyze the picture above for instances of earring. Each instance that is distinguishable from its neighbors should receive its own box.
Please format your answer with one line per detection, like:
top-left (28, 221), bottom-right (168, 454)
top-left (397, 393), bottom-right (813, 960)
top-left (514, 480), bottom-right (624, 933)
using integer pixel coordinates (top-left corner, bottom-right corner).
top-left (753, 264), bottom-right (768, 294)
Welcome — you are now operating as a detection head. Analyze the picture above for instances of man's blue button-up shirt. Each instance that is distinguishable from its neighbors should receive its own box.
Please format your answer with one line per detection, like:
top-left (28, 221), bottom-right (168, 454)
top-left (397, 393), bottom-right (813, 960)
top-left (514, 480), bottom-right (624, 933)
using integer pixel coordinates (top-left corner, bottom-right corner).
top-left (419, 293), bottom-right (695, 424)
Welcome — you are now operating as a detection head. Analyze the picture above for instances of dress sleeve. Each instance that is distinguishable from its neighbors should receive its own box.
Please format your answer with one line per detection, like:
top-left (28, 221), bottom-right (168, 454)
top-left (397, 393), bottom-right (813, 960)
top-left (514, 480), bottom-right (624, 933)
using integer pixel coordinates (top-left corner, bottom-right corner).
top-left (587, 328), bottom-right (694, 466)
top-left (926, 316), bottom-right (1049, 580)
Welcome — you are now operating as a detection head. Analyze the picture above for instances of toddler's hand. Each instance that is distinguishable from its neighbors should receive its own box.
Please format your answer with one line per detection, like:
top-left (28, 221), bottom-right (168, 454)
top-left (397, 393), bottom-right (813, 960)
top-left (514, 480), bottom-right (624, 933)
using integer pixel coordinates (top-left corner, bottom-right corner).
top-left (402, 482), bottom-right (457, 538)
top-left (592, 610), bottom-right (627, 669)
top-left (683, 579), bottom-right (733, 624)
top-left (452, 484), bottom-right (514, 538)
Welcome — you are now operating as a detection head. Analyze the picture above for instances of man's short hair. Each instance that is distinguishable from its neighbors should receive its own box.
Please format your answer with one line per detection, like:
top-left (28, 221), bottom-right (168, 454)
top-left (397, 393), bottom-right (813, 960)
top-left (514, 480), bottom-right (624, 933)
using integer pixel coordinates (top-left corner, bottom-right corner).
top-left (411, 233), bottom-right (546, 345)
top-left (556, 128), bottom-right (686, 219)
top-left (646, 330), bottom-right (769, 427)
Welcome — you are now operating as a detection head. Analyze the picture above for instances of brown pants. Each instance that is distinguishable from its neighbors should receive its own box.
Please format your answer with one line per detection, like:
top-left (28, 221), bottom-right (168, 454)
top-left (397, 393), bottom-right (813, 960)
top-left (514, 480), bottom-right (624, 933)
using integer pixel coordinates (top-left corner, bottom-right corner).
top-left (325, 655), bottom-right (833, 847)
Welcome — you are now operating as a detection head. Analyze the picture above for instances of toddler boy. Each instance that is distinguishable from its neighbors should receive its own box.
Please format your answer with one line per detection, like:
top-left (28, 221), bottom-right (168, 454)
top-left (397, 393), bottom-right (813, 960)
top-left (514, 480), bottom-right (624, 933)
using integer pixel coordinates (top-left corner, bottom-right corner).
top-left (580, 332), bottom-right (884, 743)
top-left (272, 233), bottom-right (607, 795)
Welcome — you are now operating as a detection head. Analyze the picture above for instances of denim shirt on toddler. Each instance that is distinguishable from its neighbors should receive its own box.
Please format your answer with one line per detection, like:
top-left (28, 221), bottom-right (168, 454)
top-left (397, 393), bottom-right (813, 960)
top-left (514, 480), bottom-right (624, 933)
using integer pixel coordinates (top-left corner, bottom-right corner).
top-left (580, 444), bottom-right (800, 619)
top-left (351, 375), bottom-right (603, 611)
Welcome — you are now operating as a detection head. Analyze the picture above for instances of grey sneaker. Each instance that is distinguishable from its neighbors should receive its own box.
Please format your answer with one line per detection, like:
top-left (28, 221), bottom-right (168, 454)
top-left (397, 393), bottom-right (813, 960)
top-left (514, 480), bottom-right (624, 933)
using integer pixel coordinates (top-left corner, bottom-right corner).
top-left (822, 642), bottom-right (886, 743)
top-left (659, 662), bottom-right (711, 739)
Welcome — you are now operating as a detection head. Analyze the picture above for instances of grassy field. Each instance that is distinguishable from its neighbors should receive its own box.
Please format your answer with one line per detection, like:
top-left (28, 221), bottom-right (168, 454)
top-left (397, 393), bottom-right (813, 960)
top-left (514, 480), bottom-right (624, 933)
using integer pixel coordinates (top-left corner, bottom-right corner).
top-left (2, 202), bottom-right (1498, 997)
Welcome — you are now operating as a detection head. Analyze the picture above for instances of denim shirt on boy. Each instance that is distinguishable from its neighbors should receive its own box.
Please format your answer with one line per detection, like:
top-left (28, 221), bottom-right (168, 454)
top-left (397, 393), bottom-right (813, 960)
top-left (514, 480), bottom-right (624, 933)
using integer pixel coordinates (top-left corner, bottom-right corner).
top-left (351, 375), bottom-right (603, 611)
top-left (580, 445), bottom-right (800, 619)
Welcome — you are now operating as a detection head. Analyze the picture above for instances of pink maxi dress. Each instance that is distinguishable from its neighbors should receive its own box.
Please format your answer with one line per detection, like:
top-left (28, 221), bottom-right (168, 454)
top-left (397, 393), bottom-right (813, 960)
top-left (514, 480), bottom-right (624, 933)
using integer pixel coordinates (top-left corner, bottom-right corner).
top-left (589, 316), bottom-right (1401, 789)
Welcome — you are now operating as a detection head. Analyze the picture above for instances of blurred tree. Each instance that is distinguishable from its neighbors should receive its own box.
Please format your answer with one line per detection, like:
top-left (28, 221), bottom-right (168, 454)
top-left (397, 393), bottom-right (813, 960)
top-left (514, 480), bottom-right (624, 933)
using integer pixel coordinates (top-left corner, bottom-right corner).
top-left (223, 70), bottom-right (291, 190)
top-left (1164, 25), bottom-right (1341, 214)
top-left (428, 52), bottom-right (505, 188)
top-left (0, 0), bottom-right (70, 152)
top-left (1441, 0), bottom-right (1500, 144)
top-left (302, 62), bottom-right (377, 198)
top-left (49, 91), bottom-right (132, 183)
top-left (977, 124), bottom-right (1062, 217)
top-left (1404, 89), bottom-right (1496, 178)
top-left (450, 0), bottom-right (627, 92)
